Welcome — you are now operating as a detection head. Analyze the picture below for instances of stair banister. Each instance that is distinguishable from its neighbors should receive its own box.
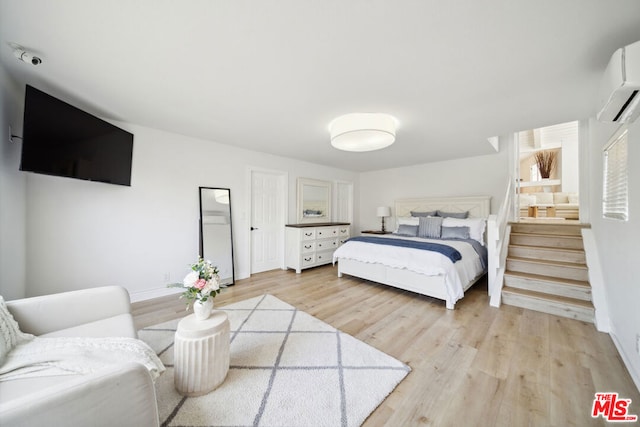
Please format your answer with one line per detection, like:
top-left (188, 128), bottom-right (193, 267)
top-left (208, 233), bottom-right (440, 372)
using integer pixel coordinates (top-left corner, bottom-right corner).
top-left (487, 179), bottom-right (514, 307)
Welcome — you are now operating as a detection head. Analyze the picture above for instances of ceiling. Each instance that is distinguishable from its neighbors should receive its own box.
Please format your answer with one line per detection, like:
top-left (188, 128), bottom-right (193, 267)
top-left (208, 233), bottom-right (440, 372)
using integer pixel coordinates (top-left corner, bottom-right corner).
top-left (1, 1), bottom-right (640, 172)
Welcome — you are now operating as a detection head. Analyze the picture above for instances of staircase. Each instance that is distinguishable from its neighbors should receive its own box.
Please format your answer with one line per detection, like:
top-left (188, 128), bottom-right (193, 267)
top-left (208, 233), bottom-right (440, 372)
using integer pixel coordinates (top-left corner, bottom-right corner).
top-left (501, 222), bottom-right (594, 323)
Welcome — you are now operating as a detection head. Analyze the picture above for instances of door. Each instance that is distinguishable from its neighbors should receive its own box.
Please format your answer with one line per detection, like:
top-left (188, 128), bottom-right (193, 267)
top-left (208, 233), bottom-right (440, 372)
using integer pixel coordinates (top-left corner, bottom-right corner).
top-left (250, 169), bottom-right (286, 273)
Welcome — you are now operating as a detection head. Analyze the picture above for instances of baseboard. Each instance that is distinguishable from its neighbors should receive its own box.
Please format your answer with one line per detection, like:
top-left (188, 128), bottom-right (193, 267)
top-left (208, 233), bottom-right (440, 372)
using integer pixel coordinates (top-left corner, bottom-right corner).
top-left (129, 286), bottom-right (182, 303)
top-left (610, 331), bottom-right (640, 394)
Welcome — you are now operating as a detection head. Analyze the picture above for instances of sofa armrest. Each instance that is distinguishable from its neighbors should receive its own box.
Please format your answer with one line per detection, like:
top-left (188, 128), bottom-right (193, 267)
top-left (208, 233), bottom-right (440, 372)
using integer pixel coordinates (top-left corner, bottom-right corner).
top-left (0, 362), bottom-right (159, 427)
top-left (6, 286), bottom-right (132, 336)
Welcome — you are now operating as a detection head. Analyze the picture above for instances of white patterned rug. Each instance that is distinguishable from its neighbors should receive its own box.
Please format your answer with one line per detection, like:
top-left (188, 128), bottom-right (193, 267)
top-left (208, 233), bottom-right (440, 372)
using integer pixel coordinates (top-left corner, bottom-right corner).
top-left (139, 294), bottom-right (410, 427)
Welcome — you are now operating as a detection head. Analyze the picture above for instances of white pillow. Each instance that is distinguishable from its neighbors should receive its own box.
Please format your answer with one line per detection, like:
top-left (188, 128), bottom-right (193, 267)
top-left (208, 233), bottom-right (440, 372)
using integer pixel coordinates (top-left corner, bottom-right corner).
top-left (519, 194), bottom-right (536, 207)
top-left (441, 217), bottom-right (486, 245)
top-left (533, 192), bottom-right (553, 205)
top-left (395, 216), bottom-right (419, 232)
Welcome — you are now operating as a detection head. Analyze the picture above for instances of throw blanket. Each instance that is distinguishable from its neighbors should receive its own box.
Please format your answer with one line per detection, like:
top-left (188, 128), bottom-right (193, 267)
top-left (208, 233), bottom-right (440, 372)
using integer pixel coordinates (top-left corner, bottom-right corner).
top-left (0, 336), bottom-right (165, 382)
top-left (346, 236), bottom-right (462, 262)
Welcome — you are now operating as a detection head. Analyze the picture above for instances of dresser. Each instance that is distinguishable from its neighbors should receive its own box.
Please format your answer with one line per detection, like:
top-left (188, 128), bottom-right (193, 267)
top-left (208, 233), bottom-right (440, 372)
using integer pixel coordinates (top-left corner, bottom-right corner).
top-left (285, 223), bottom-right (350, 273)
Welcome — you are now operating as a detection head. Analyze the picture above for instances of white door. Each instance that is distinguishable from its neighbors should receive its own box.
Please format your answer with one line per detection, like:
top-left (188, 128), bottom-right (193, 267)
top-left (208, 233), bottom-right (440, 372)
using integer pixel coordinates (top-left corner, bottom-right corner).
top-left (250, 170), bottom-right (286, 273)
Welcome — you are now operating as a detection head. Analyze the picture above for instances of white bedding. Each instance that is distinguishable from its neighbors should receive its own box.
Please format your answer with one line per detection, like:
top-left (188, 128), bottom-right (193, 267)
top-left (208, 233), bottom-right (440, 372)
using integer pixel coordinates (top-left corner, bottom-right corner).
top-left (332, 235), bottom-right (484, 304)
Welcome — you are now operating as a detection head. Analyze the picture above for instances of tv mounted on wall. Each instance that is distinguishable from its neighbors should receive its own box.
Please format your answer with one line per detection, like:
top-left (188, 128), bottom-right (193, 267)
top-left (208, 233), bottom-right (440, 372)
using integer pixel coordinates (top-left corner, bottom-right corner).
top-left (20, 85), bottom-right (134, 186)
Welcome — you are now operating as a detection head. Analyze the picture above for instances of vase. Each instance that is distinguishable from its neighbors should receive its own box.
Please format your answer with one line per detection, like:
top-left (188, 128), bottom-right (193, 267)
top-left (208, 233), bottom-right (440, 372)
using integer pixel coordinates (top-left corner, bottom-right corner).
top-left (193, 298), bottom-right (214, 320)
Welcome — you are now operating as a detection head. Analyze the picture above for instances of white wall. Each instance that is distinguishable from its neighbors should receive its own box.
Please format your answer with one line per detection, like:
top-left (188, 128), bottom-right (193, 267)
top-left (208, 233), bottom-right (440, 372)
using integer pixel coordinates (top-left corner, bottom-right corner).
top-left (561, 133), bottom-right (579, 193)
top-left (0, 65), bottom-right (26, 300)
top-left (22, 123), bottom-right (357, 298)
top-left (358, 147), bottom-right (509, 230)
top-left (588, 118), bottom-right (640, 389)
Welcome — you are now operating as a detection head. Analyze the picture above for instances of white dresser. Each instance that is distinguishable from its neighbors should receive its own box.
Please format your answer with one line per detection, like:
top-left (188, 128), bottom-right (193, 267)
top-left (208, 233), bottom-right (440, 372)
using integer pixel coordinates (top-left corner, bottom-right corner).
top-left (285, 223), bottom-right (350, 273)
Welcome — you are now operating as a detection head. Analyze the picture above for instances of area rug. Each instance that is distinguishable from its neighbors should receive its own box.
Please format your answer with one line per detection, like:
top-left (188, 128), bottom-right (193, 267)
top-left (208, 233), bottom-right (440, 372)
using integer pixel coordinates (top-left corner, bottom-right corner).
top-left (138, 294), bottom-right (410, 427)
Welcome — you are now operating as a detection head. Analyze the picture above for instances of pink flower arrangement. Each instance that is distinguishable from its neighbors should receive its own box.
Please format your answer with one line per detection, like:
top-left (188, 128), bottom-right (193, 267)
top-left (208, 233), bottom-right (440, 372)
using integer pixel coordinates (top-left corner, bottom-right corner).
top-left (168, 257), bottom-right (221, 307)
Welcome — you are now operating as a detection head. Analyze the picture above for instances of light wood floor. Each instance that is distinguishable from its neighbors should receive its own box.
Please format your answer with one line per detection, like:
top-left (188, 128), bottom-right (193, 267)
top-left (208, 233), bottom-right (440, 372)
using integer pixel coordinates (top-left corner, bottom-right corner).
top-left (132, 265), bottom-right (640, 426)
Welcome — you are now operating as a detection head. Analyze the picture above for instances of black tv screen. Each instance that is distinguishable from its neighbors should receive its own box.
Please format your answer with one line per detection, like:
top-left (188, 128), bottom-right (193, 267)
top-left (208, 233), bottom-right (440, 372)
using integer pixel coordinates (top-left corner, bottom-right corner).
top-left (20, 85), bottom-right (133, 186)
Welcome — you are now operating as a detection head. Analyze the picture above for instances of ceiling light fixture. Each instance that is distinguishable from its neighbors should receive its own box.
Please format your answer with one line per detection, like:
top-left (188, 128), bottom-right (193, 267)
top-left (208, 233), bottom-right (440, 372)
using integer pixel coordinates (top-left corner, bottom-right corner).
top-left (329, 113), bottom-right (397, 152)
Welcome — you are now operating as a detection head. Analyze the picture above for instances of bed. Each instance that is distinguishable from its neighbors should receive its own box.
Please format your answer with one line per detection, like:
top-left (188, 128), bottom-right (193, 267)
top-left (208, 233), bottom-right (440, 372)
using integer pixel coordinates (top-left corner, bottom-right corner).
top-left (333, 196), bottom-right (491, 309)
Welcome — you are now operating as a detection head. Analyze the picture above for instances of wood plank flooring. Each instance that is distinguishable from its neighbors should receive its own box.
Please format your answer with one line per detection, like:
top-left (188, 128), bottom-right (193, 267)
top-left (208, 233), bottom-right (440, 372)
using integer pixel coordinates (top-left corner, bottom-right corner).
top-left (132, 265), bottom-right (640, 426)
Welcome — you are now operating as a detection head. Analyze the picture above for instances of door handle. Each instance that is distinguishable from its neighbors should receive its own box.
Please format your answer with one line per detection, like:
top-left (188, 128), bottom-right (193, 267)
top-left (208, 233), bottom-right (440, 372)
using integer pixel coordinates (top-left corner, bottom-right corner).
top-left (251, 227), bottom-right (259, 231)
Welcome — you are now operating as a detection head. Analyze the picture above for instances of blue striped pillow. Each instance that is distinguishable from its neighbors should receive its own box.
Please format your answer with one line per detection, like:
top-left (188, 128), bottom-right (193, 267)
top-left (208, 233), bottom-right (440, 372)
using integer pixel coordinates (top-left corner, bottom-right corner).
top-left (418, 216), bottom-right (443, 239)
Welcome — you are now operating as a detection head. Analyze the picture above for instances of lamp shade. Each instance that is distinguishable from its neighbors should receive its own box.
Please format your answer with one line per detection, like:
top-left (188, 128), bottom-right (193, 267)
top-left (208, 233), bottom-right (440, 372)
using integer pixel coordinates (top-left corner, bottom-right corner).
top-left (330, 113), bottom-right (397, 152)
top-left (376, 206), bottom-right (391, 217)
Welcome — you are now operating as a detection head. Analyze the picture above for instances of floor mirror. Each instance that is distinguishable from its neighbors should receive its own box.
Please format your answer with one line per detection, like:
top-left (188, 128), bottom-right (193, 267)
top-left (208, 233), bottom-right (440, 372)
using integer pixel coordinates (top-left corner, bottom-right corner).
top-left (199, 187), bottom-right (235, 286)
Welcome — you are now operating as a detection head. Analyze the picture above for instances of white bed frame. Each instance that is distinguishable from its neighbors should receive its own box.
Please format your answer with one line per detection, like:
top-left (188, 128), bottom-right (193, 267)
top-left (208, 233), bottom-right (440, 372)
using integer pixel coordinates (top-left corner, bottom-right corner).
top-left (337, 196), bottom-right (492, 309)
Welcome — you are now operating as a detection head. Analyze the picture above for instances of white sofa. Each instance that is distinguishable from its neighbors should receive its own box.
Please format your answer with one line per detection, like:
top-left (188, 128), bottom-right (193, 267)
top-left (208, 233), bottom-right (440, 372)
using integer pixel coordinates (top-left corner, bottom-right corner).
top-left (519, 192), bottom-right (579, 219)
top-left (1, 286), bottom-right (160, 427)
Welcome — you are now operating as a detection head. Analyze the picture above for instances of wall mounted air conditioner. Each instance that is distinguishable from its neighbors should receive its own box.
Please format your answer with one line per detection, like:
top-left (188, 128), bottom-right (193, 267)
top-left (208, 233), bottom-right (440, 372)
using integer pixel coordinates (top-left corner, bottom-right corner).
top-left (597, 39), bottom-right (640, 123)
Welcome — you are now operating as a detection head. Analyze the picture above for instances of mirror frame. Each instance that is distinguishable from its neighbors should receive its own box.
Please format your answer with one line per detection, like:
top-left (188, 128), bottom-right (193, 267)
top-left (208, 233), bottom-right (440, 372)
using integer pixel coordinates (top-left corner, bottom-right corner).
top-left (199, 187), bottom-right (235, 286)
top-left (297, 178), bottom-right (332, 224)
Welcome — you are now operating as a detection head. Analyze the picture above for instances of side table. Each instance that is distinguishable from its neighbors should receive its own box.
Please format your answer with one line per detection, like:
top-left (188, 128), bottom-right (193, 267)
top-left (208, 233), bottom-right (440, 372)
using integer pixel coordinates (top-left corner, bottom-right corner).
top-left (174, 310), bottom-right (230, 396)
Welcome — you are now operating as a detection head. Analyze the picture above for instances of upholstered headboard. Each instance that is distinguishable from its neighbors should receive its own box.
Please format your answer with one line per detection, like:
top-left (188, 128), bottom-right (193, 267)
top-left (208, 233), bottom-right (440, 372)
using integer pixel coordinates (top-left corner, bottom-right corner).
top-left (394, 196), bottom-right (491, 218)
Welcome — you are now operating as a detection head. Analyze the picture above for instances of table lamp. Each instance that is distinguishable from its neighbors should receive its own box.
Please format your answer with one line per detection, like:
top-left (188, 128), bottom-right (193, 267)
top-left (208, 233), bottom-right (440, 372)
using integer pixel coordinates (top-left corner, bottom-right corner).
top-left (376, 206), bottom-right (391, 232)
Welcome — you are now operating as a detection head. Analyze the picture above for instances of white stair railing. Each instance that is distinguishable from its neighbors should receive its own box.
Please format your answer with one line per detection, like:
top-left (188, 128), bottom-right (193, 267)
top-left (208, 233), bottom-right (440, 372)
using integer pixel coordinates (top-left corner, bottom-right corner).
top-left (487, 179), bottom-right (514, 307)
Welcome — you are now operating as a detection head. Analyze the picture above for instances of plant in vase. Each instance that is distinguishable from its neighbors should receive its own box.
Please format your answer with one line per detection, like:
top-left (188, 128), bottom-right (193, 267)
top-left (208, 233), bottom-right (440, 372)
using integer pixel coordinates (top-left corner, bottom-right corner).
top-left (534, 150), bottom-right (557, 179)
top-left (169, 257), bottom-right (221, 320)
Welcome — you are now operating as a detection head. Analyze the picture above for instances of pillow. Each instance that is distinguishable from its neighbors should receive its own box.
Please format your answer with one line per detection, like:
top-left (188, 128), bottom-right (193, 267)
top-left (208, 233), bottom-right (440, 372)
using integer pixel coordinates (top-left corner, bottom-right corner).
top-left (519, 194), bottom-right (536, 207)
top-left (553, 193), bottom-right (569, 204)
top-left (533, 192), bottom-right (553, 205)
top-left (394, 224), bottom-right (418, 237)
top-left (410, 210), bottom-right (437, 217)
top-left (436, 210), bottom-right (469, 219)
top-left (568, 193), bottom-right (579, 204)
top-left (0, 296), bottom-right (33, 366)
top-left (442, 217), bottom-right (486, 245)
top-left (397, 216), bottom-right (420, 226)
top-left (395, 216), bottom-right (419, 232)
top-left (441, 226), bottom-right (470, 240)
top-left (418, 216), bottom-right (443, 239)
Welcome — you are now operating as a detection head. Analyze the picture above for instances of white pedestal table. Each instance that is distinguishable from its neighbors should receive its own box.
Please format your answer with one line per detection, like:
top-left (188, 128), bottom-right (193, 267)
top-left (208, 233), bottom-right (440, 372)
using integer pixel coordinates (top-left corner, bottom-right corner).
top-left (174, 310), bottom-right (230, 396)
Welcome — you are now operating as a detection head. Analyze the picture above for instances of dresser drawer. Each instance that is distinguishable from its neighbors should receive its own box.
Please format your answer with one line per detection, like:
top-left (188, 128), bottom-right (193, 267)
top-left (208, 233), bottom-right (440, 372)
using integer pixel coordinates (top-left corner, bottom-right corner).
top-left (301, 229), bottom-right (316, 240)
top-left (316, 251), bottom-right (334, 264)
top-left (316, 239), bottom-right (339, 251)
top-left (316, 226), bottom-right (339, 239)
top-left (301, 241), bottom-right (316, 253)
top-left (301, 253), bottom-right (316, 267)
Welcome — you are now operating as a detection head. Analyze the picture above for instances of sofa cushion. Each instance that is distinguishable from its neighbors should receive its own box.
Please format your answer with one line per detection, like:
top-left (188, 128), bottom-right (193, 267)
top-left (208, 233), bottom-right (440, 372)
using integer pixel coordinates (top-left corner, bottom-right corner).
top-left (519, 194), bottom-right (536, 207)
top-left (40, 314), bottom-right (137, 339)
top-left (0, 362), bottom-right (159, 427)
top-left (533, 192), bottom-right (554, 204)
top-left (553, 193), bottom-right (569, 204)
top-left (568, 193), bottom-right (579, 204)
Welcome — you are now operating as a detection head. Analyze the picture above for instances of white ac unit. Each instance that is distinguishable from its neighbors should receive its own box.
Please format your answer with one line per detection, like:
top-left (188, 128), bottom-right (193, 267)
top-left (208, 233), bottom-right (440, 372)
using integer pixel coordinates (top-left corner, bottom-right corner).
top-left (597, 40), bottom-right (640, 123)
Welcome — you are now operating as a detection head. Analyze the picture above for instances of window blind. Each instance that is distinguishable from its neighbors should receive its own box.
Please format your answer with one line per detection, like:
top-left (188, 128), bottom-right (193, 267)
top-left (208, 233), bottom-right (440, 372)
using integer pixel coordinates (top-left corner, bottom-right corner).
top-left (603, 128), bottom-right (628, 221)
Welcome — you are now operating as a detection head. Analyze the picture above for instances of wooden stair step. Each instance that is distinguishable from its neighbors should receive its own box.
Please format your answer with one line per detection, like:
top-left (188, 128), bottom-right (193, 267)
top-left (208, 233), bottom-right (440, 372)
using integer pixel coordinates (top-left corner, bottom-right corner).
top-left (509, 223), bottom-right (589, 236)
top-left (508, 244), bottom-right (586, 263)
top-left (506, 256), bottom-right (588, 281)
top-left (509, 233), bottom-right (584, 250)
top-left (503, 270), bottom-right (591, 301)
top-left (501, 286), bottom-right (594, 323)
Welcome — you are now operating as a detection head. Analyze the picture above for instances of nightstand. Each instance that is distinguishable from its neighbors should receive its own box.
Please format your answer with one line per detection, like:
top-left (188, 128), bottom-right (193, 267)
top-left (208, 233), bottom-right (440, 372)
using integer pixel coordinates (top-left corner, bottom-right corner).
top-left (361, 230), bottom-right (393, 235)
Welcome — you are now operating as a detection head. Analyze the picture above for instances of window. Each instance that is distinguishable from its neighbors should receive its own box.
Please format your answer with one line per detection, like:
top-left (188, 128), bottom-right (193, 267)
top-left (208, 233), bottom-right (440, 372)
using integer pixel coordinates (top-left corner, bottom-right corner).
top-left (603, 128), bottom-right (628, 221)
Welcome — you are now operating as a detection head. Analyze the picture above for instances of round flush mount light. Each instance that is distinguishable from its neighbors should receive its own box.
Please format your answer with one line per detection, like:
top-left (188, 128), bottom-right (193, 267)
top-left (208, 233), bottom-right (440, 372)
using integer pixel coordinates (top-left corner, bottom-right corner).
top-left (329, 113), bottom-right (397, 152)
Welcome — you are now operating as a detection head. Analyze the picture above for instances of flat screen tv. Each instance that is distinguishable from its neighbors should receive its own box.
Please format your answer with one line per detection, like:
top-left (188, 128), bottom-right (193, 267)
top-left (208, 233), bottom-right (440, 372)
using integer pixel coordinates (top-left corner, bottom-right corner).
top-left (20, 85), bottom-right (134, 186)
